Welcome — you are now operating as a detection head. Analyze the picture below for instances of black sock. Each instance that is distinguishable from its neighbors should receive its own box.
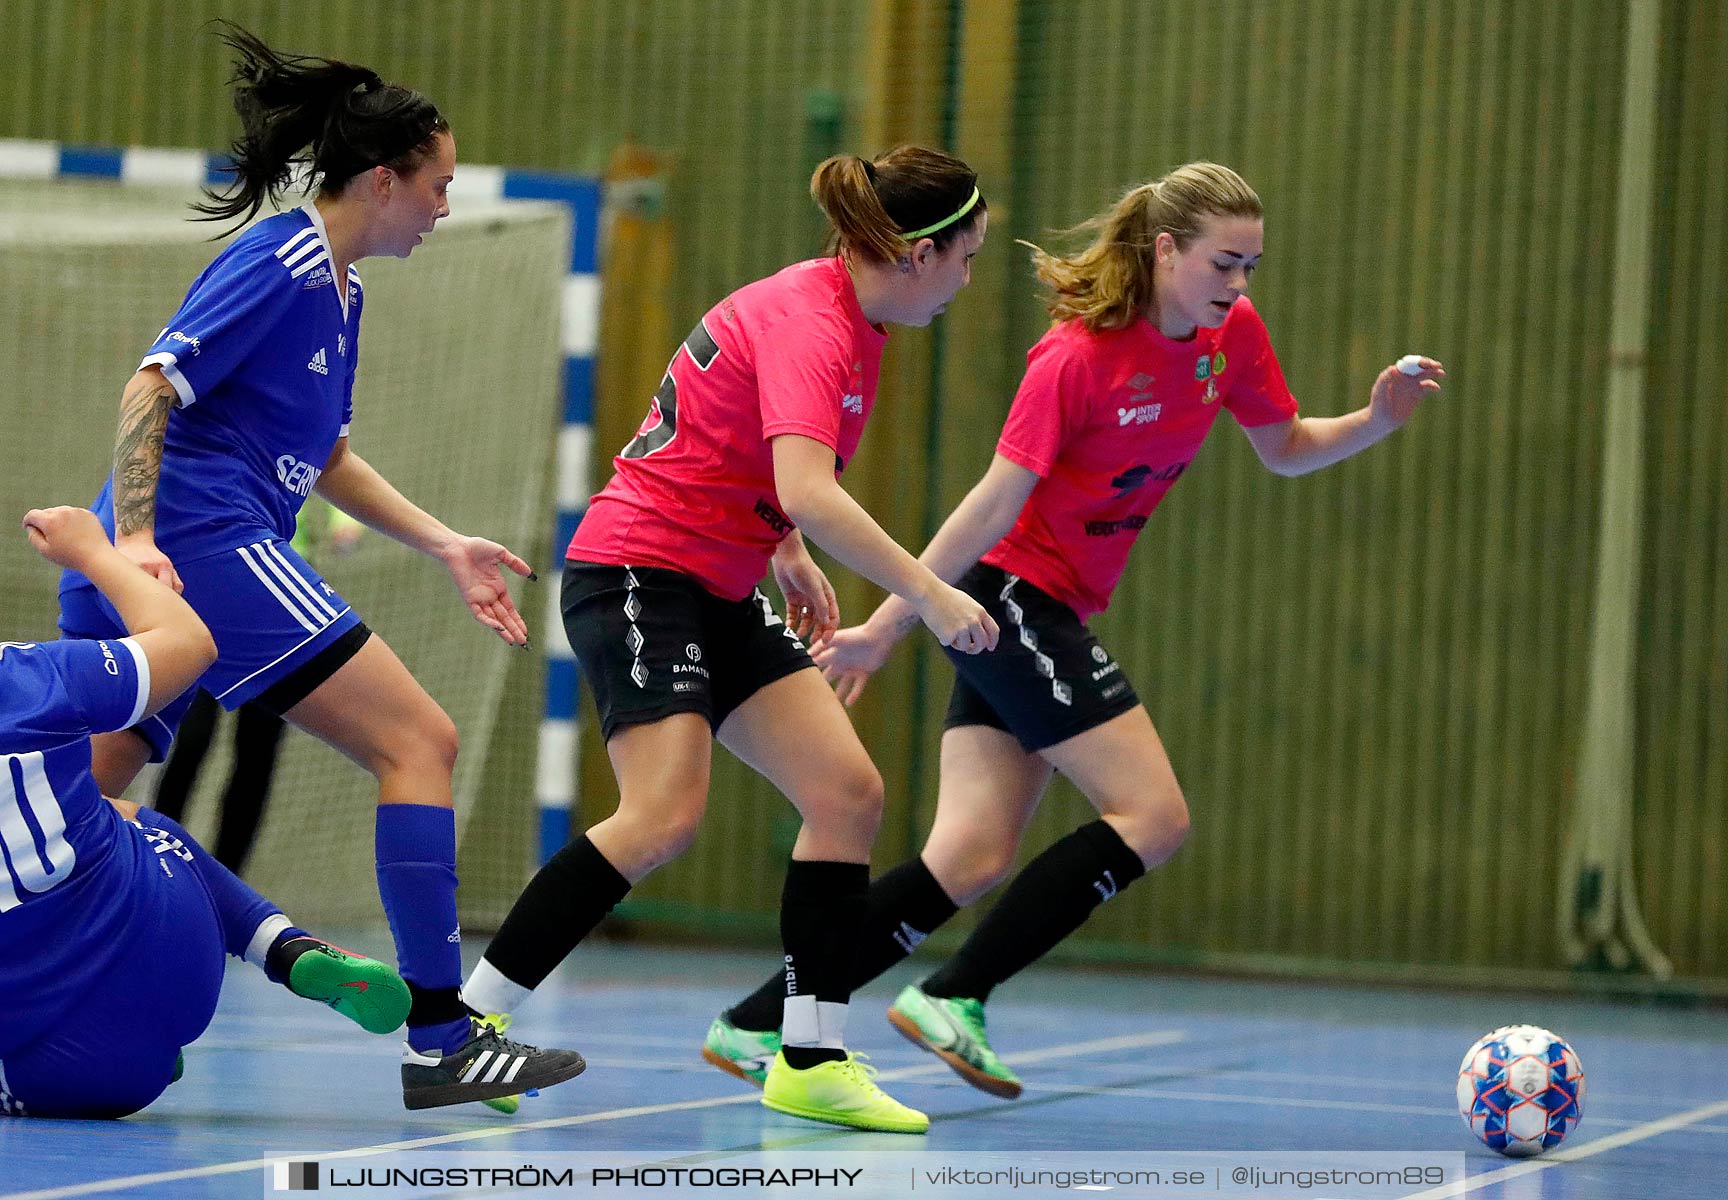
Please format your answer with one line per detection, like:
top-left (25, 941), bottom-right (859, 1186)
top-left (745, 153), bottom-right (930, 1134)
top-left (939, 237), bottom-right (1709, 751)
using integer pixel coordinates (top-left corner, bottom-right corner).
top-left (261, 931), bottom-right (316, 987)
top-left (481, 835), bottom-right (632, 992)
top-left (778, 859), bottom-right (867, 1069)
top-left (923, 820), bottom-right (1145, 1002)
top-left (728, 856), bottom-right (957, 1033)
top-left (406, 982), bottom-right (467, 1029)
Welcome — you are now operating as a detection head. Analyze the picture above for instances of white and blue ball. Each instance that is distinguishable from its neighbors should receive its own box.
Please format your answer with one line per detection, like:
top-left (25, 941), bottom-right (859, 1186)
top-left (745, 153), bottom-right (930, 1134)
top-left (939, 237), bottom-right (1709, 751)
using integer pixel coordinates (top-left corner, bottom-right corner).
top-left (1456, 1024), bottom-right (1585, 1157)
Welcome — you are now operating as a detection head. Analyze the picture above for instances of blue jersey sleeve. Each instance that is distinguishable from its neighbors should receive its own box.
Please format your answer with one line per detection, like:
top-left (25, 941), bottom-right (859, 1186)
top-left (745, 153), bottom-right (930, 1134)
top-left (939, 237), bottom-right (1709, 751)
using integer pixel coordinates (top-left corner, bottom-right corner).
top-left (0, 639), bottom-right (149, 747)
top-left (46, 639), bottom-right (151, 736)
top-left (140, 236), bottom-right (303, 409)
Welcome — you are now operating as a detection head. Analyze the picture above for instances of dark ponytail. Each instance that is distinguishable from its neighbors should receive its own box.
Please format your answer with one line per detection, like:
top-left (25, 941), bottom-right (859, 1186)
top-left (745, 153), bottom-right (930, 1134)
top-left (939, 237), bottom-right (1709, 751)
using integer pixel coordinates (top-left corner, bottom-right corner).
top-left (193, 21), bottom-right (448, 234)
top-left (811, 145), bottom-right (983, 264)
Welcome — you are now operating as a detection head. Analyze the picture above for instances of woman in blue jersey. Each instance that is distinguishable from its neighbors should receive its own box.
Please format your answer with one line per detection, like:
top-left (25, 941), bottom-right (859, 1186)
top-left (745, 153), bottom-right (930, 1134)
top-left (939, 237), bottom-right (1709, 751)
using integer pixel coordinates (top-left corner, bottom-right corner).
top-left (54, 24), bottom-right (583, 1110)
top-left (2, 506), bottom-right (412, 1118)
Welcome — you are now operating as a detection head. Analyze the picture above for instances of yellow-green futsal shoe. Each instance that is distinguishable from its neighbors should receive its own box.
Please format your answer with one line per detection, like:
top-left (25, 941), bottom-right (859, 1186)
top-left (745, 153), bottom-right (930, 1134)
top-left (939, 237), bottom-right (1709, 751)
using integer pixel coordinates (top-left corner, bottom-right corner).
top-left (888, 983), bottom-right (1022, 1099)
top-left (761, 1051), bottom-right (929, 1134)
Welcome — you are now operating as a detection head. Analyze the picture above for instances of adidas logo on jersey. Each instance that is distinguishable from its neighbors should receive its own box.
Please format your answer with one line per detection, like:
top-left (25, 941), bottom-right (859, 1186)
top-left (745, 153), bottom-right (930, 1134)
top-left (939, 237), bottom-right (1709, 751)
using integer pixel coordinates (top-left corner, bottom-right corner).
top-left (307, 347), bottom-right (330, 375)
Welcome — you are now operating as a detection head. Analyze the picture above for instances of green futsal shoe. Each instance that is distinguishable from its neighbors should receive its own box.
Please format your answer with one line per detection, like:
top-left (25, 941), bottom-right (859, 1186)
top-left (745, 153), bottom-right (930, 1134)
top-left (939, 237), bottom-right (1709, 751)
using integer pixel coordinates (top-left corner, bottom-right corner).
top-left (283, 939), bottom-right (412, 1035)
top-left (761, 1051), bottom-right (929, 1134)
top-left (701, 1014), bottom-right (782, 1087)
top-left (888, 983), bottom-right (1022, 1099)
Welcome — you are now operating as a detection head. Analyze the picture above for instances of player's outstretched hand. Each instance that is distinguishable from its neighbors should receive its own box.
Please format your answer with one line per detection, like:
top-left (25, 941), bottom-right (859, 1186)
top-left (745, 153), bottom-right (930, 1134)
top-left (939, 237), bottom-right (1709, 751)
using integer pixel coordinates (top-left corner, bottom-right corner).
top-left (442, 535), bottom-right (533, 646)
top-left (813, 624), bottom-right (895, 707)
top-left (1369, 356), bottom-right (1446, 431)
top-left (771, 547), bottom-right (841, 647)
top-left (113, 530), bottom-right (184, 594)
top-left (23, 507), bottom-right (114, 572)
top-left (916, 581), bottom-right (999, 657)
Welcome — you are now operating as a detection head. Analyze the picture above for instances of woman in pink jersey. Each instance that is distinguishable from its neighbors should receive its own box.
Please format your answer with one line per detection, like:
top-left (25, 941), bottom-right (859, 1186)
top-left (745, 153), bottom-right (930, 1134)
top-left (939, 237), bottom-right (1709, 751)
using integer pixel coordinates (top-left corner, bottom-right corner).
top-left (705, 162), bottom-right (1445, 1099)
top-left (461, 146), bottom-right (996, 1134)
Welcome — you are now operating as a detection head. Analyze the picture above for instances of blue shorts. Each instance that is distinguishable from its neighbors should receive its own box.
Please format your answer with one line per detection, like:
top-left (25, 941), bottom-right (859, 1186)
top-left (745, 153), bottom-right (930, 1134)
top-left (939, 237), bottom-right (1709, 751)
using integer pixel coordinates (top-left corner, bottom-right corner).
top-left (58, 537), bottom-right (362, 761)
top-left (0, 823), bottom-right (224, 1119)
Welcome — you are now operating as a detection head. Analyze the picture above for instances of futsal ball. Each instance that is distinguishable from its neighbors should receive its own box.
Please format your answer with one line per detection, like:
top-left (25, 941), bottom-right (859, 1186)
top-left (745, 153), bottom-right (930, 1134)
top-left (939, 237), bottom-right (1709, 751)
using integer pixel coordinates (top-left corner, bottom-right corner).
top-left (1456, 1025), bottom-right (1585, 1157)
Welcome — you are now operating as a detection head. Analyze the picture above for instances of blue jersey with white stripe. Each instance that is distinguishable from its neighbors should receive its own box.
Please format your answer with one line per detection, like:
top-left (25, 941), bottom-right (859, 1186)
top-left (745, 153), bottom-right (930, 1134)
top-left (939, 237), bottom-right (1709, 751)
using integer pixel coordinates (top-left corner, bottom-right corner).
top-left (0, 638), bottom-right (155, 1052)
top-left (90, 205), bottom-right (363, 563)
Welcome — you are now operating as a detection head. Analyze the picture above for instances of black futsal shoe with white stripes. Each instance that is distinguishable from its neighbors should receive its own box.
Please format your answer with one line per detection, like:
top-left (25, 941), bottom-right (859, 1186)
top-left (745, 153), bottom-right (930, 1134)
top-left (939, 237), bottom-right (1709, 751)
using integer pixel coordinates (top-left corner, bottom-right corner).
top-left (400, 1017), bottom-right (586, 1110)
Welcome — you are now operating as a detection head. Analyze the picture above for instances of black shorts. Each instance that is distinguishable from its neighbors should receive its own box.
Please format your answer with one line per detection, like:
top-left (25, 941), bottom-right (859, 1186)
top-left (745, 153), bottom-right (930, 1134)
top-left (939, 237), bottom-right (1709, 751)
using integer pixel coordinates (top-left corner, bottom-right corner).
top-left (563, 561), bottom-right (815, 741)
top-left (942, 563), bottom-right (1140, 752)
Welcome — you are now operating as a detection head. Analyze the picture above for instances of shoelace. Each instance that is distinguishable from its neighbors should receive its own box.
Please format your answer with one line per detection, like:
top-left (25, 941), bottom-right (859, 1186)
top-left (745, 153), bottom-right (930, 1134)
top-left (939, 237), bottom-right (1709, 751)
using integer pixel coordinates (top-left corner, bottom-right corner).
top-left (838, 1052), bottom-right (887, 1090)
top-left (472, 1016), bottom-right (540, 1059)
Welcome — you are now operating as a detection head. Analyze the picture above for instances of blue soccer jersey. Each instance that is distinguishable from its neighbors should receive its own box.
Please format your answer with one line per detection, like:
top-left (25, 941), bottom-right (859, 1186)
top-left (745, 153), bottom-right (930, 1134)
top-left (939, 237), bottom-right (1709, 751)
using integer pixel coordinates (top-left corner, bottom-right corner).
top-left (91, 204), bottom-right (363, 562)
top-left (0, 637), bottom-right (155, 1052)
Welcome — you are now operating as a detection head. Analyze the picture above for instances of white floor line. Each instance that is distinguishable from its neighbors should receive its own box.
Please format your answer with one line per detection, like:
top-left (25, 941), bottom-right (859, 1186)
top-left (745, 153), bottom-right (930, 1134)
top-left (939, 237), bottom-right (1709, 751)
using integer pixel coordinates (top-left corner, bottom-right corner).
top-left (1398, 1096), bottom-right (1728, 1199)
top-left (0, 1028), bottom-right (1187, 1200)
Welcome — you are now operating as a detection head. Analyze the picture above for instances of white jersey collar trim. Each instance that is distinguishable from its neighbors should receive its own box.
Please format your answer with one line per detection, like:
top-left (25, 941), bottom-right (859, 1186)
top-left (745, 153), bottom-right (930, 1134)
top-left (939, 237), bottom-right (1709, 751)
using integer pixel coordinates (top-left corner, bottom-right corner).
top-left (298, 203), bottom-right (350, 323)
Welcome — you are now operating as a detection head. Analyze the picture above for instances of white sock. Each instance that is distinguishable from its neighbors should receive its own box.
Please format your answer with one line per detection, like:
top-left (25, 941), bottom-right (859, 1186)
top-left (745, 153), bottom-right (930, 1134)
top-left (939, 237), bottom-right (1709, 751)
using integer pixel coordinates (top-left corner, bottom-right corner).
top-left (782, 996), bottom-right (850, 1050)
top-left (244, 913), bottom-right (294, 972)
top-left (815, 1000), bottom-right (849, 1051)
top-left (782, 995), bottom-right (819, 1046)
top-left (462, 957), bottom-right (533, 1015)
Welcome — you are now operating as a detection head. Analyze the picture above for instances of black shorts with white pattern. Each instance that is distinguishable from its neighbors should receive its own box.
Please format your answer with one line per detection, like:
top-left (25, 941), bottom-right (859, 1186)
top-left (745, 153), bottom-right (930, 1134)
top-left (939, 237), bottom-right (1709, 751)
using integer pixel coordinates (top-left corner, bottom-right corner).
top-left (562, 560), bottom-right (815, 742)
top-left (941, 562), bottom-right (1140, 752)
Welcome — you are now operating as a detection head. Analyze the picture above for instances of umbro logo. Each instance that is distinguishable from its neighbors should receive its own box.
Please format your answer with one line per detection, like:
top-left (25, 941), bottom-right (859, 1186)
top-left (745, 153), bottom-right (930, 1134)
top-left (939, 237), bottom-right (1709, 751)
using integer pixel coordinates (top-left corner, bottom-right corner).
top-left (1126, 372), bottom-right (1153, 389)
top-left (307, 347), bottom-right (330, 375)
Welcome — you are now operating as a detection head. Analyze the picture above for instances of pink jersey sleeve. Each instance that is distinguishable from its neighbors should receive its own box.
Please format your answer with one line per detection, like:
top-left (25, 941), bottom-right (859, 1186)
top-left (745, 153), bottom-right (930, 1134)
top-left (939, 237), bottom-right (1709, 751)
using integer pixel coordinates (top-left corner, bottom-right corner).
top-left (996, 331), bottom-right (1095, 477)
top-left (1221, 298), bottom-right (1299, 428)
top-left (757, 311), bottom-right (852, 451)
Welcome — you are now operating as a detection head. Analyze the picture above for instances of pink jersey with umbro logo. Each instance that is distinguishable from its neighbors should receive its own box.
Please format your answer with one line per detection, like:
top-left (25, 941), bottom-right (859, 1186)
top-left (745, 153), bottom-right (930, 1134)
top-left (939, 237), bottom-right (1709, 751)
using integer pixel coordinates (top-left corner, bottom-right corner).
top-left (570, 257), bottom-right (888, 600)
top-left (983, 296), bottom-right (1297, 618)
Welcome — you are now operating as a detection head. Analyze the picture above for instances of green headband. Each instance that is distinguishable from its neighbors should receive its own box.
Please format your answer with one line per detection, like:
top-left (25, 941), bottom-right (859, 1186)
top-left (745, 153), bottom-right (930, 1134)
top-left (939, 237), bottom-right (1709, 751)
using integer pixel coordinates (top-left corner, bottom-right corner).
top-left (901, 186), bottom-right (981, 240)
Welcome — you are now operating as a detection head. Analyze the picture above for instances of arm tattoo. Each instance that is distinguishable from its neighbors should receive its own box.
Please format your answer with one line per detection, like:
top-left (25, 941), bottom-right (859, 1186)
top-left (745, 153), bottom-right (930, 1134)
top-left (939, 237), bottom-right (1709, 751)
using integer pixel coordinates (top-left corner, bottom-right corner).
top-left (112, 380), bottom-right (176, 537)
top-left (891, 609), bottom-right (922, 636)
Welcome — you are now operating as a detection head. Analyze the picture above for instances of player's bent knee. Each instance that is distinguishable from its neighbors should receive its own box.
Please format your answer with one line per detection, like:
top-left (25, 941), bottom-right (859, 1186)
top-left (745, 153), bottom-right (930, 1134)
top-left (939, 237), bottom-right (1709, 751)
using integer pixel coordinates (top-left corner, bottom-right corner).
top-left (797, 759), bottom-right (883, 833)
top-left (381, 706), bottom-right (460, 780)
top-left (835, 764), bottom-right (886, 838)
top-left (612, 791), bottom-right (708, 866)
top-left (1121, 790), bottom-right (1190, 867)
top-left (943, 836), bottom-right (1019, 903)
top-left (652, 807), bottom-right (706, 861)
top-left (839, 761), bottom-right (885, 813)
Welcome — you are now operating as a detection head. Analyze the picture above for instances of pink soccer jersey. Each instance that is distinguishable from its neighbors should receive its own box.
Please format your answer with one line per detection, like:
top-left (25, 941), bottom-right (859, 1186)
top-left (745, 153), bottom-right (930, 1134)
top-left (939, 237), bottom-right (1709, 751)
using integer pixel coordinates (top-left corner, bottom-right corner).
top-left (570, 257), bottom-right (888, 600)
top-left (983, 296), bottom-right (1298, 618)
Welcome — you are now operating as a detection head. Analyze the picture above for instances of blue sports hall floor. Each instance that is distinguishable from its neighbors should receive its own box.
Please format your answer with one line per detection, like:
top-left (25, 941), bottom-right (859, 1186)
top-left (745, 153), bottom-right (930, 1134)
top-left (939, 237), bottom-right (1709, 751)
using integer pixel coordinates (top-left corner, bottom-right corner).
top-left (2, 942), bottom-right (1723, 1198)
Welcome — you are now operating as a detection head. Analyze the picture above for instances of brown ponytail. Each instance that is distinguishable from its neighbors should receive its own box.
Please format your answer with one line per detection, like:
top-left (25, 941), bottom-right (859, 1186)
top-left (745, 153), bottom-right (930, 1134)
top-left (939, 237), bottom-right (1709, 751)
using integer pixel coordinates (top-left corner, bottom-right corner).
top-left (811, 145), bottom-right (984, 263)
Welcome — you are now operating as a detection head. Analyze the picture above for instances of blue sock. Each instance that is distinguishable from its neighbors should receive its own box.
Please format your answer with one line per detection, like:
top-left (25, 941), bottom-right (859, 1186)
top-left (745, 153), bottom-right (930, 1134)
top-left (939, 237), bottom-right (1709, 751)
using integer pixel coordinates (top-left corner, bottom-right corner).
top-left (133, 808), bottom-right (280, 960)
top-left (376, 803), bottom-right (468, 1054)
